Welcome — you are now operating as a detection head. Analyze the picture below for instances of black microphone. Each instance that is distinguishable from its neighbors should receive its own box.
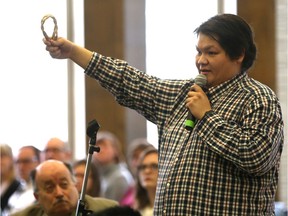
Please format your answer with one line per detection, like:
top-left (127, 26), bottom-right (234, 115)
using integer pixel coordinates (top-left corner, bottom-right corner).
top-left (185, 74), bottom-right (207, 131)
top-left (86, 119), bottom-right (100, 138)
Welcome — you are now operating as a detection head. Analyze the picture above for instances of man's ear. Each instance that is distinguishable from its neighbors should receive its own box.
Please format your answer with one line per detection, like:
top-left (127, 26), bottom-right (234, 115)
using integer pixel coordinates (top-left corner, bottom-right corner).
top-left (236, 49), bottom-right (245, 64)
top-left (34, 192), bottom-right (39, 201)
top-left (236, 54), bottom-right (245, 64)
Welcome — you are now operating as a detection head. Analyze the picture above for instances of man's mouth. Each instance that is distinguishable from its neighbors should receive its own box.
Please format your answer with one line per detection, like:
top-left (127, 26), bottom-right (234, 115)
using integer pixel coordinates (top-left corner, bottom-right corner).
top-left (200, 70), bottom-right (210, 75)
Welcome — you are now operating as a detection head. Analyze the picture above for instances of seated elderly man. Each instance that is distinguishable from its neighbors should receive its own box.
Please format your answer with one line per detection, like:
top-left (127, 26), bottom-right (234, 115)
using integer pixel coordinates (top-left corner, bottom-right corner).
top-left (11, 160), bottom-right (118, 216)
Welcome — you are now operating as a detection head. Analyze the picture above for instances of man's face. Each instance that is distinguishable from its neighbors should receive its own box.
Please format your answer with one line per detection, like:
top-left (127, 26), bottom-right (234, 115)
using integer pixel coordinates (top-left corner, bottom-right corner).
top-left (73, 163), bottom-right (93, 195)
top-left (16, 148), bottom-right (39, 182)
top-left (93, 139), bottom-right (116, 165)
top-left (44, 138), bottom-right (69, 161)
top-left (34, 161), bottom-right (79, 216)
top-left (195, 33), bottom-right (244, 88)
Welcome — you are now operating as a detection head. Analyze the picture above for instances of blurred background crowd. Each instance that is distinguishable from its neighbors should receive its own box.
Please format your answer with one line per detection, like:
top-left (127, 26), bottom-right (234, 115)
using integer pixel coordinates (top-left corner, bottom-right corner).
top-left (0, 131), bottom-right (158, 216)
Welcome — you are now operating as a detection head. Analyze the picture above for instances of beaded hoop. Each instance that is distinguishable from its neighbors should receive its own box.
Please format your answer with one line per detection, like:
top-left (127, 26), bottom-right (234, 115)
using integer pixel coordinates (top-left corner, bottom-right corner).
top-left (41, 14), bottom-right (58, 40)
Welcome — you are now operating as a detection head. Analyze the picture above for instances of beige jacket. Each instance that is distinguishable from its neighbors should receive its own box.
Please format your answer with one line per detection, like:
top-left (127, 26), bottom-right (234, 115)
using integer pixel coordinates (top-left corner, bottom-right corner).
top-left (10, 195), bottom-right (118, 216)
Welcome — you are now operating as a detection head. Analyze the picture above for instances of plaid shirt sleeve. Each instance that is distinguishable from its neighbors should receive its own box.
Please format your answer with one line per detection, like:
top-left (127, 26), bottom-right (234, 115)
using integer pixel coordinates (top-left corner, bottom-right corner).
top-left (197, 89), bottom-right (283, 176)
top-left (84, 52), bottom-right (191, 127)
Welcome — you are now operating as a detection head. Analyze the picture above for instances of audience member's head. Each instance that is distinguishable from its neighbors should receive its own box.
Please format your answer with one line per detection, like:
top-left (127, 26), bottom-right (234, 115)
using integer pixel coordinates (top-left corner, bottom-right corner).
top-left (15, 146), bottom-right (41, 183)
top-left (93, 131), bottom-right (124, 165)
top-left (126, 138), bottom-right (153, 178)
top-left (43, 138), bottom-right (71, 162)
top-left (134, 146), bottom-right (158, 212)
top-left (31, 160), bottom-right (79, 216)
top-left (0, 143), bottom-right (15, 182)
top-left (11, 160), bottom-right (118, 216)
top-left (73, 159), bottom-right (101, 197)
top-left (92, 131), bottom-right (134, 203)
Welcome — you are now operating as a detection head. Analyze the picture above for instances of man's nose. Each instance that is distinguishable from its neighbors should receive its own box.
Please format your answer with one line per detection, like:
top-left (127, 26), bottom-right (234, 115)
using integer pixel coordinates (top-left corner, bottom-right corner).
top-left (197, 54), bottom-right (208, 65)
top-left (54, 185), bottom-right (64, 197)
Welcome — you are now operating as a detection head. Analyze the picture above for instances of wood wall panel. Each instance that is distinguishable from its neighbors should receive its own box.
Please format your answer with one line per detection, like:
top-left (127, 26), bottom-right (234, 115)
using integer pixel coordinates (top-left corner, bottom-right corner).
top-left (238, 0), bottom-right (276, 91)
top-left (84, 0), bottom-right (126, 149)
top-left (84, 0), bottom-right (147, 153)
top-left (238, 0), bottom-right (280, 200)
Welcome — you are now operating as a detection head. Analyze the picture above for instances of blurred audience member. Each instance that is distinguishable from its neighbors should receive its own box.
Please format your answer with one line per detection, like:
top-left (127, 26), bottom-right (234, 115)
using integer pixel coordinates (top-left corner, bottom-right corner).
top-left (121, 138), bottom-right (153, 206)
top-left (73, 159), bottom-right (101, 197)
top-left (15, 146), bottom-right (41, 183)
top-left (43, 137), bottom-right (71, 162)
top-left (275, 202), bottom-right (288, 216)
top-left (93, 131), bottom-right (134, 203)
top-left (11, 160), bottom-right (118, 216)
top-left (134, 147), bottom-right (158, 216)
top-left (0, 144), bottom-right (21, 216)
top-left (126, 138), bottom-right (153, 178)
top-left (8, 146), bottom-right (41, 214)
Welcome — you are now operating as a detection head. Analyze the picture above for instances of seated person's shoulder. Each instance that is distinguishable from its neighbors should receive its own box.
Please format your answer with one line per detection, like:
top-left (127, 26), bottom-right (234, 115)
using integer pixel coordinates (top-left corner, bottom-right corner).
top-left (85, 195), bottom-right (119, 213)
top-left (10, 203), bottom-right (44, 216)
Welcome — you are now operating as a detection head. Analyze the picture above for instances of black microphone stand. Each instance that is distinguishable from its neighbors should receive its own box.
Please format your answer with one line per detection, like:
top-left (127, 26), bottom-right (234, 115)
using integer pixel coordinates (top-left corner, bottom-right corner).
top-left (75, 119), bottom-right (100, 216)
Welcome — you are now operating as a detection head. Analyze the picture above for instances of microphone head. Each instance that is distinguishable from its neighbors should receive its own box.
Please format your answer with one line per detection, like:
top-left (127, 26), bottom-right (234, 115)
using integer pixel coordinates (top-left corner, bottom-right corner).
top-left (194, 74), bottom-right (207, 87)
top-left (86, 119), bottom-right (100, 138)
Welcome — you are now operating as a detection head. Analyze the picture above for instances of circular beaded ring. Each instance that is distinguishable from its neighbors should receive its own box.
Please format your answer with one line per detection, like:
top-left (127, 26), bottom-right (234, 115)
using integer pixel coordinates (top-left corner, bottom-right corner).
top-left (41, 14), bottom-right (58, 40)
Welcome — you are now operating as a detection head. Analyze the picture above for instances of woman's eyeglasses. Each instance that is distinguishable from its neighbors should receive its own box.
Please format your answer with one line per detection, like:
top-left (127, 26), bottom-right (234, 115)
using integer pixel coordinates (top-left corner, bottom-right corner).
top-left (138, 163), bottom-right (158, 172)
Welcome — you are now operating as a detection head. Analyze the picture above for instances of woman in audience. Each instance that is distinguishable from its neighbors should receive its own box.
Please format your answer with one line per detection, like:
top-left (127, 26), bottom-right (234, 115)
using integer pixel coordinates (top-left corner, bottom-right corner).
top-left (73, 159), bottom-right (101, 197)
top-left (0, 144), bottom-right (21, 216)
top-left (121, 138), bottom-right (153, 206)
top-left (126, 138), bottom-right (153, 179)
top-left (134, 147), bottom-right (158, 216)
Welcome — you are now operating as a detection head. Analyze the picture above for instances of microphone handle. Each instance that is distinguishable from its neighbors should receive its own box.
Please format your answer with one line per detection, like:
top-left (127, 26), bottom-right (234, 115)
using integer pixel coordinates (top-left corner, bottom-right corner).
top-left (185, 112), bottom-right (196, 131)
top-left (185, 74), bottom-right (207, 131)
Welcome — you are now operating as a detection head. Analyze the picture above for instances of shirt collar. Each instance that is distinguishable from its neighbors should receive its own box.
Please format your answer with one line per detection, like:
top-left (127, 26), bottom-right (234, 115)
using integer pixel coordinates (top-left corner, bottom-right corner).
top-left (206, 72), bottom-right (247, 103)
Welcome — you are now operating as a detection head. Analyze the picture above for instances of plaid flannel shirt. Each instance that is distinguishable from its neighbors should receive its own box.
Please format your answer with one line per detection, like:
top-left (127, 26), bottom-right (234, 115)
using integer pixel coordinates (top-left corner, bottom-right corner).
top-left (85, 53), bottom-right (284, 216)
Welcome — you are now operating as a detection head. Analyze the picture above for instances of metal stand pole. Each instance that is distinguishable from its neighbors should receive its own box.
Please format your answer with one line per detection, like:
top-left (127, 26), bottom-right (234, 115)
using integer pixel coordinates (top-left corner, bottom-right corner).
top-left (75, 120), bottom-right (100, 216)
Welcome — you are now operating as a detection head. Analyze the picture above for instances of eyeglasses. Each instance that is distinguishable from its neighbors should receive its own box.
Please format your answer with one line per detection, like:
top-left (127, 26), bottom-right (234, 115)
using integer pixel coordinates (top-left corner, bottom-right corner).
top-left (43, 148), bottom-right (64, 154)
top-left (15, 157), bottom-right (38, 164)
top-left (138, 163), bottom-right (158, 172)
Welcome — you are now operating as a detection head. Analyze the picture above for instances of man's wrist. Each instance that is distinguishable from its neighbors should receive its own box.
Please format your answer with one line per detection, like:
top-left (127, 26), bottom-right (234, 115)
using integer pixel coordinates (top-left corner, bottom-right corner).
top-left (204, 109), bottom-right (213, 117)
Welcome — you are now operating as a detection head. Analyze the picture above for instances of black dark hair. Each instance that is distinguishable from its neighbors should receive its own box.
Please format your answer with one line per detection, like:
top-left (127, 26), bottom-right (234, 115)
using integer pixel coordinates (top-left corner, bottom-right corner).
top-left (90, 206), bottom-right (141, 216)
top-left (194, 13), bottom-right (257, 72)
